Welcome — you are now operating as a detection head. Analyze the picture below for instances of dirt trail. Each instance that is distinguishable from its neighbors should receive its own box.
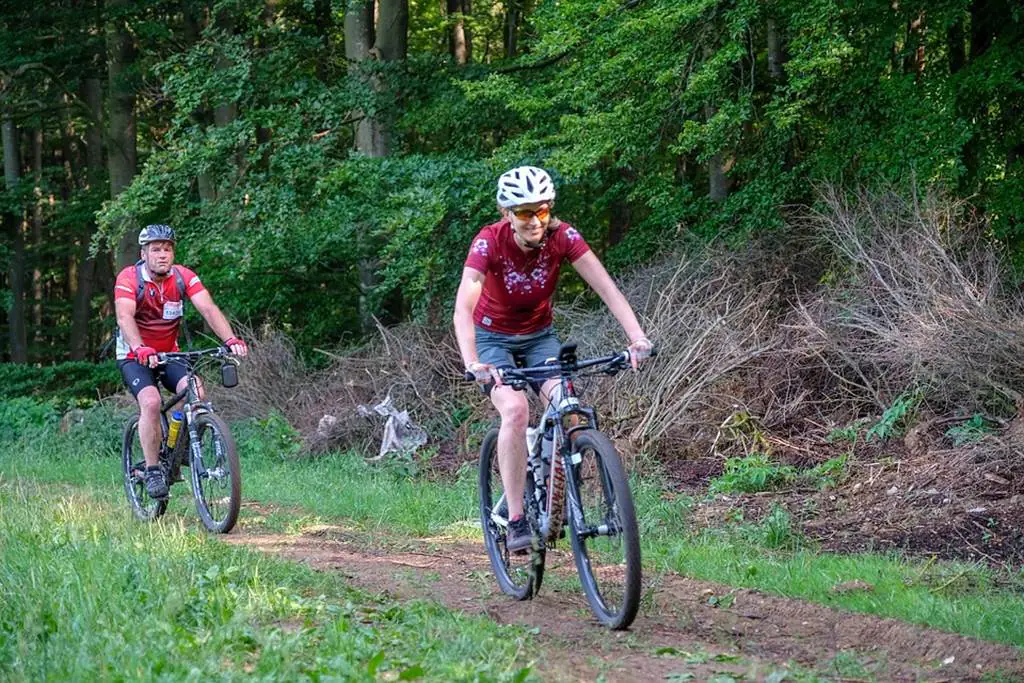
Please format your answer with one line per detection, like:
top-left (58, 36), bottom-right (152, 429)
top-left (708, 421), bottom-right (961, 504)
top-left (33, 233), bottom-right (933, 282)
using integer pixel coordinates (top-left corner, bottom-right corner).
top-left (223, 505), bottom-right (1024, 682)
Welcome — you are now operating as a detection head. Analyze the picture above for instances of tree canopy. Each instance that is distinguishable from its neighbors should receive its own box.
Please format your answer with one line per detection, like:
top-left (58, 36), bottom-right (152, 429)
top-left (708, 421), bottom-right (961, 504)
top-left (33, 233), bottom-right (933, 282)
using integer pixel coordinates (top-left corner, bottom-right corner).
top-left (1, 0), bottom-right (1021, 361)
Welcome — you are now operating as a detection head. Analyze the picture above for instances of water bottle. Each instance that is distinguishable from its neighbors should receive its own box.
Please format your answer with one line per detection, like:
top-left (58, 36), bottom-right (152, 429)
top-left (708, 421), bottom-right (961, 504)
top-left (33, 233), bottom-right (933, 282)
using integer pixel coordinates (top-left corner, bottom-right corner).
top-left (166, 411), bottom-right (184, 449)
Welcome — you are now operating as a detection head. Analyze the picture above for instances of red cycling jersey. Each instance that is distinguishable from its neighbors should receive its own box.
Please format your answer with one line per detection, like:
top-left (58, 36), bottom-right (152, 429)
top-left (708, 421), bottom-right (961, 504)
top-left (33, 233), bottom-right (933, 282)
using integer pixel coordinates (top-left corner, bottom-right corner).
top-left (114, 263), bottom-right (206, 360)
top-left (464, 218), bottom-right (590, 335)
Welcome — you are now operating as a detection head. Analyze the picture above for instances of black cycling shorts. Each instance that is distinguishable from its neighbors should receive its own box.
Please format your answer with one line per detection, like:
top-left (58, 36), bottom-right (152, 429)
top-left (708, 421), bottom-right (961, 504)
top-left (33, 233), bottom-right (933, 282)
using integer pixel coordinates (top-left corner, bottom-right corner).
top-left (118, 358), bottom-right (189, 399)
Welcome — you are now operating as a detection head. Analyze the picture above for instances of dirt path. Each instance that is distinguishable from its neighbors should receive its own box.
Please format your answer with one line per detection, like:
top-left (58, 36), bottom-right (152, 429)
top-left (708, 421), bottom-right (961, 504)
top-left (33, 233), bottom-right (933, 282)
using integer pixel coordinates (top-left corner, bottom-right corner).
top-left (221, 505), bottom-right (1024, 682)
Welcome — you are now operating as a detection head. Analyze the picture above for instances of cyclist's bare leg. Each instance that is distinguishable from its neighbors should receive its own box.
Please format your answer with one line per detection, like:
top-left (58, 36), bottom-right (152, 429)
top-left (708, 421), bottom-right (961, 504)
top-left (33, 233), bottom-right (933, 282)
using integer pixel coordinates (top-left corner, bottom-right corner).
top-left (171, 375), bottom-right (205, 407)
top-left (136, 386), bottom-right (163, 467)
top-left (539, 379), bottom-right (559, 409)
top-left (490, 384), bottom-right (530, 519)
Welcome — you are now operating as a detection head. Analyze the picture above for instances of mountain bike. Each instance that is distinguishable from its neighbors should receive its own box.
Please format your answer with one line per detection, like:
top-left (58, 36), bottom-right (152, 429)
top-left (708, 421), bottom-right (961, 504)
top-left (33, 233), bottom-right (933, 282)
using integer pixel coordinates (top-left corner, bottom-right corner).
top-left (471, 342), bottom-right (651, 630)
top-left (122, 347), bottom-right (242, 533)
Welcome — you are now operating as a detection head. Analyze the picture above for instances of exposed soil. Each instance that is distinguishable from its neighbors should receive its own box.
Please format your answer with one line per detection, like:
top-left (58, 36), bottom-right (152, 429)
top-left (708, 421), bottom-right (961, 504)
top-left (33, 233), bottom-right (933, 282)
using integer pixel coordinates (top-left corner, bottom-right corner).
top-left (224, 502), bottom-right (1024, 682)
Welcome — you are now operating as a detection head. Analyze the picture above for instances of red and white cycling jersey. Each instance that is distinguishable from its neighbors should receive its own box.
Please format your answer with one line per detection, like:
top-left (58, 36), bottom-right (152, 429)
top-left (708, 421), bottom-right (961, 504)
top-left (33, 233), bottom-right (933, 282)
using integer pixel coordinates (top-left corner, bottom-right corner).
top-left (464, 219), bottom-right (590, 335)
top-left (114, 263), bottom-right (205, 360)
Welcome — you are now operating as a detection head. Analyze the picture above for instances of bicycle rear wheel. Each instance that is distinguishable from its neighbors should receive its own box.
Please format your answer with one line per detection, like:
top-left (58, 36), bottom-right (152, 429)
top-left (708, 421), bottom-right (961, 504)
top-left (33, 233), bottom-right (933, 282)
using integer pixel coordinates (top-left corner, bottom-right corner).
top-left (122, 416), bottom-right (168, 521)
top-left (478, 427), bottom-right (545, 600)
top-left (189, 412), bottom-right (242, 533)
top-left (565, 430), bottom-right (641, 629)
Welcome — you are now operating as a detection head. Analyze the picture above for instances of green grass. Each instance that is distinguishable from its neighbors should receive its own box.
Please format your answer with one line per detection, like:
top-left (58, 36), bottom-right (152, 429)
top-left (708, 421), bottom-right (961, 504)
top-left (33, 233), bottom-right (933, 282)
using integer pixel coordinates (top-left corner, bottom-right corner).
top-left (632, 480), bottom-right (1024, 648)
top-left (4, 400), bottom-right (1024, 652)
top-left (0, 476), bottom-right (537, 682)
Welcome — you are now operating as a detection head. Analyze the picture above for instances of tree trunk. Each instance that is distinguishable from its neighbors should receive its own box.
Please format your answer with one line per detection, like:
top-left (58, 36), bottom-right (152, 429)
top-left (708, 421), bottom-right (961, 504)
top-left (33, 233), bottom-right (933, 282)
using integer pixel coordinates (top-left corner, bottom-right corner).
top-left (106, 0), bottom-right (139, 268)
top-left (184, 2), bottom-right (217, 204)
top-left (902, 11), bottom-right (926, 77)
top-left (947, 15), bottom-right (965, 74)
top-left (968, 0), bottom-right (993, 59)
top-left (607, 167), bottom-right (635, 248)
top-left (3, 115), bottom-right (28, 362)
top-left (703, 46), bottom-right (728, 203)
top-left (504, 0), bottom-right (521, 58)
top-left (373, 0), bottom-right (408, 157)
top-left (766, 16), bottom-right (785, 82)
top-left (314, 0), bottom-right (333, 80)
top-left (447, 0), bottom-right (471, 64)
top-left (70, 76), bottom-right (105, 360)
top-left (345, 0), bottom-right (382, 156)
top-left (31, 128), bottom-right (44, 347)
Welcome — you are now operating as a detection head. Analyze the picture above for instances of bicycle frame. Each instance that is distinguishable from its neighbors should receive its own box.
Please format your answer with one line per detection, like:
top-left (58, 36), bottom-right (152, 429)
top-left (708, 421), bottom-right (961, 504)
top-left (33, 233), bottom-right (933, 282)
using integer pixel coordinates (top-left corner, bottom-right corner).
top-left (156, 349), bottom-right (230, 470)
top-left (498, 344), bottom-right (630, 543)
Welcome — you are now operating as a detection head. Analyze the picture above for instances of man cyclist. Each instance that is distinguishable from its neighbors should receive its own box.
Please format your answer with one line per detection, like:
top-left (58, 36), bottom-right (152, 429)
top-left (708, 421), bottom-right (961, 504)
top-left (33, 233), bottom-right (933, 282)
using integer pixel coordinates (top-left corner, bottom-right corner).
top-left (114, 224), bottom-right (248, 500)
top-left (454, 166), bottom-right (653, 552)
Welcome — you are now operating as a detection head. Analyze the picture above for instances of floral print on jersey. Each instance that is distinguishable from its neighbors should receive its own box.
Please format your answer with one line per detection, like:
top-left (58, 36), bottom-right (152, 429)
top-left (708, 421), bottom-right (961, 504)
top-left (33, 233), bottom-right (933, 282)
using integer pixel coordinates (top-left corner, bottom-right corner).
top-left (502, 252), bottom-right (552, 295)
top-left (473, 238), bottom-right (490, 256)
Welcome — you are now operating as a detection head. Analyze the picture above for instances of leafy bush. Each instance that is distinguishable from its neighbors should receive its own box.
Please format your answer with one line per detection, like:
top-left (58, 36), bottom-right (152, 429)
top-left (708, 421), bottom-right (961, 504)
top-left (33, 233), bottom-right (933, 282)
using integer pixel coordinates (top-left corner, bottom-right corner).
top-left (802, 455), bottom-right (849, 490)
top-left (0, 362), bottom-right (122, 405)
top-left (944, 414), bottom-right (996, 446)
top-left (0, 398), bottom-right (59, 443)
top-left (708, 453), bottom-right (797, 495)
top-left (865, 391), bottom-right (922, 442)
top-left (760, 505), bottom-right (799, 550)
top-left (233, 411), bottom-right (304, 461)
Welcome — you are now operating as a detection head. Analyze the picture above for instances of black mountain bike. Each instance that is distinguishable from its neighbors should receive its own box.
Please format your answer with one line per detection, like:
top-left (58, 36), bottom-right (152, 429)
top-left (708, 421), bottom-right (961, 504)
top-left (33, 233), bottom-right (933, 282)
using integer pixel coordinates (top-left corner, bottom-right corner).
top-left (122, 347), bottom-right (242, 533)
top-left (472, 342), bottom-right (651, 630)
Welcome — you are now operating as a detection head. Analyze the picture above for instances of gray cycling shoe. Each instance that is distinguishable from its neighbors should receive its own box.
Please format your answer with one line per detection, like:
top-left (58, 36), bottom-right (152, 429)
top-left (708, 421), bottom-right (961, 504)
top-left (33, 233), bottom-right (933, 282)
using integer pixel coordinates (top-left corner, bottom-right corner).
top-left (506, 516), bottom-right (534, 554)
top-left (145, 468), bottom-right (169, 500)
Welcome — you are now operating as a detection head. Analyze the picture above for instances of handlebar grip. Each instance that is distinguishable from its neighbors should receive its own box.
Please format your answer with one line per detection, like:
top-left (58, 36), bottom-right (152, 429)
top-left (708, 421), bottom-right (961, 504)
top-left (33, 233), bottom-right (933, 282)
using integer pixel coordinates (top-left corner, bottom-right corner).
top-left (464, 371), bottom-right (476, 382)
top-left (650, 345), bottom-right (659, 358)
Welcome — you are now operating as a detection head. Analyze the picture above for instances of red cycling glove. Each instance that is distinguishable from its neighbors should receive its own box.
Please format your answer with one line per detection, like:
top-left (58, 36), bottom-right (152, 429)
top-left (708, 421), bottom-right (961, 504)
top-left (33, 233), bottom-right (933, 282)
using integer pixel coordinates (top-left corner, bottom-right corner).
top-left (224, 337), bottom-right (248, 356)
top-left (134, 346), bottom-right (158, 365)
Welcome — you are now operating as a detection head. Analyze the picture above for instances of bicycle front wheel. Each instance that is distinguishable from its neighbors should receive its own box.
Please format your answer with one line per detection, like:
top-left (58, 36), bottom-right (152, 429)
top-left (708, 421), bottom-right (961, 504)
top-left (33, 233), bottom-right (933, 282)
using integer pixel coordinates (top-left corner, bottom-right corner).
top-left (479, 427), bottom-right (545, 600)
top-left (565, 430), bottom-right (641, 630)
top-left (189, 412), bottom-right (242, 533)
top-left (122, 416), bottom-right (168, 521)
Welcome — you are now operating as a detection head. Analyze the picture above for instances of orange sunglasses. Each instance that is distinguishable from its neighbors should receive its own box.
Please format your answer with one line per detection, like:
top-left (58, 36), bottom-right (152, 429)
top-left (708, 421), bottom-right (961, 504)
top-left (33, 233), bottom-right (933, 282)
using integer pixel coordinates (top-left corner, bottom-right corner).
top-left (511, 205), bottom-right (551, 222)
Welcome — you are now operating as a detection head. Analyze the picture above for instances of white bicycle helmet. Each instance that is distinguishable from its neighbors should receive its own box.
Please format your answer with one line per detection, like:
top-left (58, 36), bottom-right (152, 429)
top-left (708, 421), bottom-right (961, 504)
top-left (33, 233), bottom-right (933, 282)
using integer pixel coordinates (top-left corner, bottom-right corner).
top-left (496, 166), bottom-right (556, 208)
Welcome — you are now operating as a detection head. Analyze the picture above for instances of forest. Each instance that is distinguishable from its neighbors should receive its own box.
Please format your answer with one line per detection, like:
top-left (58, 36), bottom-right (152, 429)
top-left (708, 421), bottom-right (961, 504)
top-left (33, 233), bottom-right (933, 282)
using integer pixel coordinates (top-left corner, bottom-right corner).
top-left (1, 0), bottom-right (1021, 363)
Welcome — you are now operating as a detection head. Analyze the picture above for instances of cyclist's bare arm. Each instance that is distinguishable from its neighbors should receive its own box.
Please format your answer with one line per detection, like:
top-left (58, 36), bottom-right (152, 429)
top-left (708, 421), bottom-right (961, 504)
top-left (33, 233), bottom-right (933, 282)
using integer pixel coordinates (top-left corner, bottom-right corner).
top-left (189, 290), bottom-right (246, 357)
top-left (453, 267), bottom-right (489, 374)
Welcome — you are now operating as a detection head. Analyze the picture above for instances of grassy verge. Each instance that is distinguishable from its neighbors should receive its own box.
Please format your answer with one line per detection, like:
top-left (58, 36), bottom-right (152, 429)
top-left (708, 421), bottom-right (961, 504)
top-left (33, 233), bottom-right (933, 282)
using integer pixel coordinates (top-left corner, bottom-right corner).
top-left (0, 476), bottom-right (536, 682)
top-left (3, 401), bottom-right (1024, 650)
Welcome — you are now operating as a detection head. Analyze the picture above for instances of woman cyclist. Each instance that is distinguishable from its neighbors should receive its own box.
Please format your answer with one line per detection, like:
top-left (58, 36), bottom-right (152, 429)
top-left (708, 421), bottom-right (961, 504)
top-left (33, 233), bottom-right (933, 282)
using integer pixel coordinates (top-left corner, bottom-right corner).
top-left (453, 166), bottom-right (652, 551)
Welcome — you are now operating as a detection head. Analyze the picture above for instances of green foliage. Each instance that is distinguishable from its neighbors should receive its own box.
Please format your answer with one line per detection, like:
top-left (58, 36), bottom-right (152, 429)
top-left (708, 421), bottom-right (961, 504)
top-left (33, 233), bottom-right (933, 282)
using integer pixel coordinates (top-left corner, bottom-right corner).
top-left (708, 452), bottom-right (797, 494)
top-left (0, 398), bottom-right (59, 443)
top-left (826, 418), bottom-right (871, 444)
top-left (234, 411), bottom-right (304, 461)
top-left (0, 479), bottom-right (539, 681)
top-left (944, 414), bottom-right (997, 446)
top-left (8, 0), bottom-right (1024, 363)
top-left (760, 504), bottom-right (798, 550)
top-left (865, 390), bottom-right (922, 442)
top-left (802, 454), bottom-right (849, 490)
top-left (0, 362), bottom-right (122, 405)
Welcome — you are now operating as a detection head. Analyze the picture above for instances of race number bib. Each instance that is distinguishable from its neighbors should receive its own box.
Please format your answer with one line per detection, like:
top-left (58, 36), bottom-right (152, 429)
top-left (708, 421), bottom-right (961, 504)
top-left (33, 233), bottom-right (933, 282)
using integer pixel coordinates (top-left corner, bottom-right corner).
top-left (163, 300), bottom-right (184, 320)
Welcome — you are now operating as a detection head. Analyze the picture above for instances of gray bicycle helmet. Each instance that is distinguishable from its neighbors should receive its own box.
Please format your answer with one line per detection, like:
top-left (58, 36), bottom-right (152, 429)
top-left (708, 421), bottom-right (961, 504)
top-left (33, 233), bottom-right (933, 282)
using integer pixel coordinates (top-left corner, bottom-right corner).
top-left (496, 166), bottom-right (556, 208)
top-left (138, 224), bottom-right (176, 245)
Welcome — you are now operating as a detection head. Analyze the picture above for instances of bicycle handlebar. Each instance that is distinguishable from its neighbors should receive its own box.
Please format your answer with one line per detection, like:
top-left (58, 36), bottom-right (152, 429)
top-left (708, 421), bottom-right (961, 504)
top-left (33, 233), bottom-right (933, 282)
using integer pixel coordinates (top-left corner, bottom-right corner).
top-left (462, 346), bottom-right (657, 385)
top-left (157, 346), bottom-right (235, 365)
